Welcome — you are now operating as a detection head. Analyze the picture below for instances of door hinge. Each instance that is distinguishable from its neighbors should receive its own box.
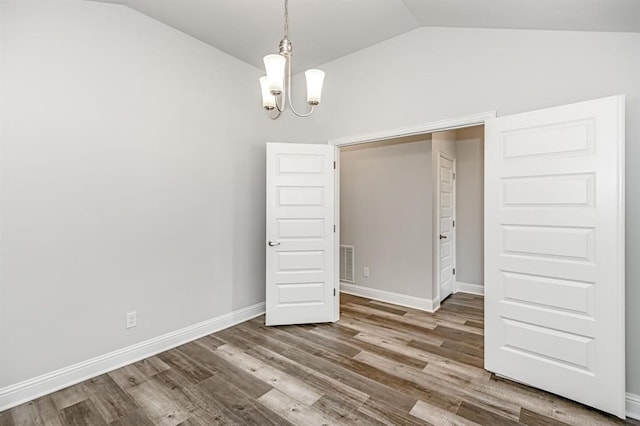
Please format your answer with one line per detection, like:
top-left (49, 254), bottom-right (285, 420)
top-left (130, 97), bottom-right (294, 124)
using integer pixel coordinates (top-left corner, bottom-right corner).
top-left (453, 172), bottom-right (456, 179)
top-left (453, 268), bottom-right (456, 275)
top-left (333, 288), bottom-right (336, 296)
top-left (453, 220), bottom-right (455, 227)
top-left (333, 224), bottom-right (336, 233)
top-left (333, 161), bottom-right (336, 169)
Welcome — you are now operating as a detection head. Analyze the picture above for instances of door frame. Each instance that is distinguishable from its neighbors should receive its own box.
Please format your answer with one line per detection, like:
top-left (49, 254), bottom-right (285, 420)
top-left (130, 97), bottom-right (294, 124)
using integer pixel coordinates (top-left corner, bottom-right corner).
top-left (329, 111), bottom-right (496, 311)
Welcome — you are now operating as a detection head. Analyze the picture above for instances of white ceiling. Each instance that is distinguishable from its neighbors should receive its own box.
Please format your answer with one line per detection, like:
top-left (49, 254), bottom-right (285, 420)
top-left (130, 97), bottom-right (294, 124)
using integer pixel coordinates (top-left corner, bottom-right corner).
top-left (97, 0), bottom-right (640, 72)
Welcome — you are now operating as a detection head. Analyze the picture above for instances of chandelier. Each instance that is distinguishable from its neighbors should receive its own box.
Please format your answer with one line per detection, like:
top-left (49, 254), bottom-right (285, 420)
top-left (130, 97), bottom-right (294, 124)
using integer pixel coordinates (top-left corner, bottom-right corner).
top-left (259, 0), bottom-right (325, 119)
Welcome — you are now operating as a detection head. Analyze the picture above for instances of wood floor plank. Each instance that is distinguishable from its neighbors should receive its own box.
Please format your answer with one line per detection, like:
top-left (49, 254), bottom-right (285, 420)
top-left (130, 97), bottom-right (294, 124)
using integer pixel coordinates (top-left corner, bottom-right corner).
top-left (366, 300), bottom-right (410, 315)
top-left (156, 348), bottom-right (214, 385)
top-left (410, 400), bottom-right (478, 426)
top-left (133, 356), bottom-right (171, 378)
top-left (0, 410), bottom-right (15, 426)
top-left (189, 343), bottom-right (274, 399)
top-left (311, 394), bottom-right (362, 423)
top-left (257, 389), bottom-right (341, 426)
top-left (247, 344), bottom-right (371, 405)
top-left (357, 398), bottom-right (431, 426)
top-left (82, 373), bottom-right (139, 423)
top-left (341, 314), bottom-right (445, 348)
top-left (125, 378), bottom-right (192, 426)
top-left (178, 387), bottom-right (245, 426)
top-left (354, 349), bottom-right (522, 422)
top-left (107, 408), bottom-right (155, 426)
top-left (351, 350), bottom-right (463, 412)
top-left (60, 399), bottom-right (108, 426)
top-left (193, 375), bottom-right (290, 426)
top-left (341, 312), bottom-right (445, 347)
top-left (284, 324), bottom-right (363, 358)
top-left (214, 343), bottom-right (322, 406)
top-left (408, 338), bottom-right (484, 369)
top-left (465, 320), bottom-right (484, 329)
top-left (519, 408), bottom-right (571, 426)
top-left (367, 313), bottom-right (438, 336)
top-left (7, 397), bottom-right (63, 426)
top-left (244, 327), bottom-right (419, 412)
top-left (310, 323), bottom-right (429, 370)
top-left (456, 400), bottom-right (521, 426)
top-left (108, 363), bottom-right (149, 390)
top-left (49, 384), bottom-right (88, 412)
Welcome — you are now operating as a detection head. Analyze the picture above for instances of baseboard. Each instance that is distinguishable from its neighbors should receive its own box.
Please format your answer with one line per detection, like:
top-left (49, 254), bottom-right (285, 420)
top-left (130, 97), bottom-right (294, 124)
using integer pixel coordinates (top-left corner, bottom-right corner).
top-left (0, 302), bottom-right (265, 412)
top-left (340, 282), bottom-right (436, 312)
top-left (456, 281), bottom-right (484, 296)
top-left (628, 393), bottom-right (640, 420)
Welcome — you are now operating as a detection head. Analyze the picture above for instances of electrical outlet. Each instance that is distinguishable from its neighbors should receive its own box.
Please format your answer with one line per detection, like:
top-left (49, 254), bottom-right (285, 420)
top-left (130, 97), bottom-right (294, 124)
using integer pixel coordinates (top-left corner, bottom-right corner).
top-left (363, 267), bottom-right (370, 277)
top-left (126, 311), bottom-right (137, 329)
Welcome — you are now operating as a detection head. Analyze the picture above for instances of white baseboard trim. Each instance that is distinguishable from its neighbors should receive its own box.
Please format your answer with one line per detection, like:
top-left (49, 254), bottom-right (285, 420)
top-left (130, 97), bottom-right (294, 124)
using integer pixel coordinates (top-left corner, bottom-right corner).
top-left (456, 281), bottom-right (484, 296)
top-left (340, 282), bottom-right (436, 312)
top-left (0, 302), bottom-right (265, 412)
top-left (628, 393), bottom-right (640, 420)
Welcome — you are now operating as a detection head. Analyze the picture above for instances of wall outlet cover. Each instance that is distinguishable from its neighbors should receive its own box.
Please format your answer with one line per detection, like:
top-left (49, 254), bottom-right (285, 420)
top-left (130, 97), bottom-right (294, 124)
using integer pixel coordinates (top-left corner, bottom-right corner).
top-left (126, 311), bottom-right (137, 329)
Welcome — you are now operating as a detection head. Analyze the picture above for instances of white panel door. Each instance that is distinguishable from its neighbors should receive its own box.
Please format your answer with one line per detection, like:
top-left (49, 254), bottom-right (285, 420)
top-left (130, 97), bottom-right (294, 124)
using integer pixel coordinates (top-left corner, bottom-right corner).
top-left (438, 154), bottom-right (456, 301)
top-left (485, 96), bottom-right (625, 418)
top-left (266, 143), bottom-right (337, 326)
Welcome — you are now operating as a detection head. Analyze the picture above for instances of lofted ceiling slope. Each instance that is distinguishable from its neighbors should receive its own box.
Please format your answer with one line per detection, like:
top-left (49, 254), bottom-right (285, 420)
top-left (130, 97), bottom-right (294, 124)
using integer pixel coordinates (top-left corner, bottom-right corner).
top-left (95, 0), bottom-right (640, 72)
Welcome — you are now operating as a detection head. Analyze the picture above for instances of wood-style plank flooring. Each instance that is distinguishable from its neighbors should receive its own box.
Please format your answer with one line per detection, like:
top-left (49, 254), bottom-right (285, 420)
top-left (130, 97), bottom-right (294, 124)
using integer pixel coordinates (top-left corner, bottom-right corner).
top-left (1, 293), bottom-right (638, 425)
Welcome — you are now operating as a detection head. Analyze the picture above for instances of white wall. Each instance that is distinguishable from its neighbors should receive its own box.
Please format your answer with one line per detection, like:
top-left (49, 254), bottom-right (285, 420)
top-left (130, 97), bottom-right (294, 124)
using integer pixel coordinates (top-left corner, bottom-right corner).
top-left (0, 1), bottom-right (266, 388)
top-left (455, 127), bottom-right (484, 286)
top-left (340, 139), bottom-right (432, 300)
top-left (277, 27), bottom-right (640, 395)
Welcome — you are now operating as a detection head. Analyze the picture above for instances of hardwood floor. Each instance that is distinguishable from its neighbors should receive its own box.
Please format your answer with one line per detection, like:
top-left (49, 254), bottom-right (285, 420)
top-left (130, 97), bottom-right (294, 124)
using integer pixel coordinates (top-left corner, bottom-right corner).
top-left (1, 293), bottom-right (638, 425)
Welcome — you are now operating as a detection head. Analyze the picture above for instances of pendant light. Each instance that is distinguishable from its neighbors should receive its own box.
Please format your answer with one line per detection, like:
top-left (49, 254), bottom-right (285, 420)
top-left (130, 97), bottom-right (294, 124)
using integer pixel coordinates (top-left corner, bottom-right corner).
top-left (259, 0), bottom-right (325, 119)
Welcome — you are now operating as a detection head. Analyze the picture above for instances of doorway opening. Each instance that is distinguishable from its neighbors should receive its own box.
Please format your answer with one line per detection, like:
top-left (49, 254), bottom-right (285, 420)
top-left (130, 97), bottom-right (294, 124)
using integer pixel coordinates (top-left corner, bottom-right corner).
top-left (336, 122), bottom-right (486, 313)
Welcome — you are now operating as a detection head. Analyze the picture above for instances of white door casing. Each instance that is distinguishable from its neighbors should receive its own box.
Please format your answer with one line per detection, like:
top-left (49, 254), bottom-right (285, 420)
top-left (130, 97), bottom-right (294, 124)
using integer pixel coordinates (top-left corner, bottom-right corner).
top-left (484, 96), bottom-right (625, 417)
top-left (266, 143), bottom-right (337, 326)
top-left (438, 154), bottom-right (456, 301)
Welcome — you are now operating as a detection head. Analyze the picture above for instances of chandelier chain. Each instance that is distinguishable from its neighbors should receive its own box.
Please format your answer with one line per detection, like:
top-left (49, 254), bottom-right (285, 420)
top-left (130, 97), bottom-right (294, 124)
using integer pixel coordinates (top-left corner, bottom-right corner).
top-left (284, 0), bottom-right (289, 38)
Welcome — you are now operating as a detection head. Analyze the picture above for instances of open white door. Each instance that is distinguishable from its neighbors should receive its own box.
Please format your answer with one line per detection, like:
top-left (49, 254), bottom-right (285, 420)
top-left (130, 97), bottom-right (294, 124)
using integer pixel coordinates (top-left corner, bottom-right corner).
top-left (485, 96), bottom-right (625, 418)
top-left (437, 153), bottom-right (456, 302)
top-left (266, 142), bottom-right (337, 326)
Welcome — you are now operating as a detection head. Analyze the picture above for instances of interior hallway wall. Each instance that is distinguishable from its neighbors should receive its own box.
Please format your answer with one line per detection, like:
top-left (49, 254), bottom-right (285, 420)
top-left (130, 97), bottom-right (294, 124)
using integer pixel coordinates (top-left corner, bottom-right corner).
top-left (454, 126), bottom-right (484, 288)
top-left (340, 139), bottom-right (432, 300)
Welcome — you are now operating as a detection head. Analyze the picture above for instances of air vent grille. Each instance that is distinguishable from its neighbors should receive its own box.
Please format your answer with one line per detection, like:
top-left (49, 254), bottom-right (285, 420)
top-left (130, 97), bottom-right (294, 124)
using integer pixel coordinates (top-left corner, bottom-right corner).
top-left (340, 245), bottom-right (354, 283)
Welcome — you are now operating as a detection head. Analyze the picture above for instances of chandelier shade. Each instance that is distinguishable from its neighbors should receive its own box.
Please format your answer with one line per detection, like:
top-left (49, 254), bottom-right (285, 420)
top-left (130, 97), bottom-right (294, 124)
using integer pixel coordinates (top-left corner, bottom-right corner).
top-left (259, 0), bottom-right (325, 119)
top-left (259, 76), bottom-right (276, 110)
top-left (305, 69), bottom-right (325, 105)
top-left (263, 54), bottom-right (286, 95)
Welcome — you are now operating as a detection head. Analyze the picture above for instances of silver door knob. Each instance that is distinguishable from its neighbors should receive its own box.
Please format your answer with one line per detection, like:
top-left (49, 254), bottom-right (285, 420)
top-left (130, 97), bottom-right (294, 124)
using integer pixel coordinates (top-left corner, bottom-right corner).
top-left (268, 240), bottom-right (281, 246)
top-left (439, 234), bottom-right (447, 240)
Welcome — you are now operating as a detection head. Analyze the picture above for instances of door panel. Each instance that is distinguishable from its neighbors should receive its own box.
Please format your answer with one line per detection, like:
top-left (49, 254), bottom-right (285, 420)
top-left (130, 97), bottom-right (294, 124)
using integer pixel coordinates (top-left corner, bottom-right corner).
top-left (485, 96), bottom-right (625, 418)
top-left (266, 143), bottom-right (336, 326)
top-left (438, 154), bottom-right (455, 301)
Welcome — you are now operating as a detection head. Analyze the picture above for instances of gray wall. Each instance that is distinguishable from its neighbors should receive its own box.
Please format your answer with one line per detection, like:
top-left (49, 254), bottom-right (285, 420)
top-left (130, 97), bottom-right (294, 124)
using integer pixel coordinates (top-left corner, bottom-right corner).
top-left (273, 27), bottom-right (640, 395)
top-left (340, 139), bottom-right (432, 299)
top-left (0, 1), bottom-right (266, 387)
top-left (455, 127), bottom-right (484, 286)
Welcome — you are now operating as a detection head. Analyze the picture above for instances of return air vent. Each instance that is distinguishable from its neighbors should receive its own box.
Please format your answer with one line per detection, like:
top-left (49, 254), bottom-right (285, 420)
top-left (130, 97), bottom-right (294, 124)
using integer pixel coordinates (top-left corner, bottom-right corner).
top-left (340, 245), bottom-right (355, 283)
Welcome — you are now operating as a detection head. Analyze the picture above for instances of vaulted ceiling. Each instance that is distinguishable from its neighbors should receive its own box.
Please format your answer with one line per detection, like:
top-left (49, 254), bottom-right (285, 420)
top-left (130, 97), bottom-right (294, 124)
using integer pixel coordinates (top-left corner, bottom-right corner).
top-left (96, 0), bottom-right (640, 71)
